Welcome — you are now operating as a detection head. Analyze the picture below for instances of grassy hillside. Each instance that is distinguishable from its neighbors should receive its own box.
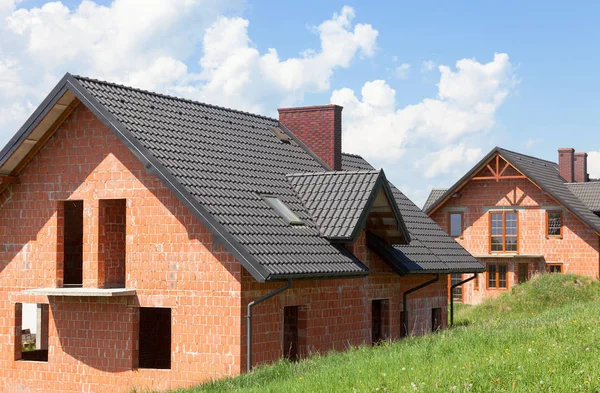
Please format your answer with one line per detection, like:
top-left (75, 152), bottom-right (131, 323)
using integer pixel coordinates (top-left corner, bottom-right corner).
top-left (163, 274), bottom-right (600, 393)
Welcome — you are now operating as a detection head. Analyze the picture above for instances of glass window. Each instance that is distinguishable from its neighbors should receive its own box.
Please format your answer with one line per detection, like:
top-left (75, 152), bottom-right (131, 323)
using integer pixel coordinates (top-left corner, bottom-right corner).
top-left (263, 196), bottom-right (303, 225)
top-left (548, 264), bottom-right (562, 273)
top-left (487, 264), bottom-right (508, 289)
top-left (547, 211), bottom-right (562, 237)
top-left (450, 213), bottom-right (463, 237)
top-left (488, 264), bottom-right (497, 288)
top-left (490, 212), bottom-right (518, 252)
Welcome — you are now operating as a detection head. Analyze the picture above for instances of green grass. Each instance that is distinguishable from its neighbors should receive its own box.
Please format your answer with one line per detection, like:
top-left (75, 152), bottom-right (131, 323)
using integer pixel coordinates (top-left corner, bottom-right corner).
top-left (163, 274), bottom-right (600, 393)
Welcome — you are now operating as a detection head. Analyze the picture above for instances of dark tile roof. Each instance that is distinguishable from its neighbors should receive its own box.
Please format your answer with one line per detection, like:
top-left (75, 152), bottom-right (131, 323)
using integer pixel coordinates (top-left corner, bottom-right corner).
top-left (71, 75), bottom-right (370, 281)
top-left (424, 147), bottom-right (600, 234)
top-left (566, 182), bottom-right (600, 213)
top-left (287, 170), bottom-right (380, 239)
top-left (341, 154), bottom-right (483, 274)
top-left (423, 189), bottom-right (447, 211)
top-left (287, 170), bottom-right (410, 242)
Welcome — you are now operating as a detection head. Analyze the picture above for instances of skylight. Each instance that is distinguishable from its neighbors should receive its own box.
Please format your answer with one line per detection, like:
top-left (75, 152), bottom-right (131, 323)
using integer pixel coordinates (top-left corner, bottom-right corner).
top-left (263, 196), bottom-right (303, 225)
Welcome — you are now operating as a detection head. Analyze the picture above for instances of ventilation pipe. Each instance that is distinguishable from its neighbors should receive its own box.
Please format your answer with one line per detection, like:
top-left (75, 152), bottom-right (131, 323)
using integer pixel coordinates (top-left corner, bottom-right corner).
top-left (247, 279), bottom-right (292, 372)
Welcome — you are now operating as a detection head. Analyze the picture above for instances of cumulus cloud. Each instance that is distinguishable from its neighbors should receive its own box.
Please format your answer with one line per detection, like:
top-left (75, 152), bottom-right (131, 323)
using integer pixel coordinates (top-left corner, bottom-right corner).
top-left (177, 5), bottom-right (379, 112)
top-left (332, 53), bottom-right (515, 162)
top-left (421, 60), bottom-right (436, 72)
top-left (0, 3), bottom-right (377, 141)
top-left (395, 63), bottom-right (410, 79)
top-left (415, 144), bottom-right (483, 178)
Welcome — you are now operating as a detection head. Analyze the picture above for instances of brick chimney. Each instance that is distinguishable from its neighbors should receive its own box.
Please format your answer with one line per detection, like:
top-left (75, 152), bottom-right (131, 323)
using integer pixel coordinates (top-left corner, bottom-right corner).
top-left (278, 105), bottom-right (343, 171)
top-left (574, 152), bottom-right (588, 183)
top-left (558, 148), bottom-right (575, 182)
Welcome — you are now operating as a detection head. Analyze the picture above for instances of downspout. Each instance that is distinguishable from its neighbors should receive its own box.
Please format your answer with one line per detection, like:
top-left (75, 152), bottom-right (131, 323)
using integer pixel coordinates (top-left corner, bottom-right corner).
top-left (402, 274), bottom-right (440, 336)
top-left (450, 273), bottom-right (478, 327)
top-left (247, 279), bottom-right (292, 372)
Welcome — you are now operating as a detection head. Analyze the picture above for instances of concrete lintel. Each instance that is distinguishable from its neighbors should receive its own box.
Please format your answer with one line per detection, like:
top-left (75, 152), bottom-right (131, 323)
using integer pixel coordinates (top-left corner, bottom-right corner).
top-left (21, 288), bottom-right (137, 297)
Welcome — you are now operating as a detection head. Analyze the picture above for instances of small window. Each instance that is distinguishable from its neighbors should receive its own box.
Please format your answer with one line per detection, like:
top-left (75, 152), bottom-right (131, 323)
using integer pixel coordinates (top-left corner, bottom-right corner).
top-left (548, 264), bottom-right (562, 273)
top-left (449, 213), bottom-right (463, 237)
top-left (450, 274), bottom-right (463, 303)
top-left (138, 308), bottom-right (171, 369)
top-left (16, 303), bottom-right (49, 362)
top-left (62, 200), bottom-right (84, 287)
top-left (371, 299), bottom-right (390, 345)
top-left (283, 306), bottom-right (299, 361)
top-left (263, 196), bottom-right (303, 225)
top-left (399, 311), bottom-right (406, 338)
top-left (487, 264), bottom-right (507, 289)
top-left (547, 211), bottom-right (562, 237)
top-left (431, 308), bottom-right (442, 332)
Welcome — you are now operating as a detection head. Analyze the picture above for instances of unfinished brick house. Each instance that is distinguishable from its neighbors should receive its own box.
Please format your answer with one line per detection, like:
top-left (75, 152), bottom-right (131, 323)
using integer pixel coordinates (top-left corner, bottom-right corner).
top-left (0, 74), bottom-right (482, 392)
top-left (424, 147), bottom-right (600, 305)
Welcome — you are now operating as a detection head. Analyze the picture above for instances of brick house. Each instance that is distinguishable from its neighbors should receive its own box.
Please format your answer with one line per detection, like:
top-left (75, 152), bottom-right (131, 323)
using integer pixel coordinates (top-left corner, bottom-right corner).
top-left (0, 74), bottom-right (482, 392)
top-left (424, 147), bottom-right (600, 304)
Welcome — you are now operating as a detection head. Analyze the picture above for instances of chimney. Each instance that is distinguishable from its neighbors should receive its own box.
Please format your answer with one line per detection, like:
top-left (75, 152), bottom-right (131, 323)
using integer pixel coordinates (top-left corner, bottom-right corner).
top-left (278, 105), bottom-right (343, 171)
top-left (558, 148), bottom-right (575, 182)
top-left (574, 152), bottom-right (588, 183)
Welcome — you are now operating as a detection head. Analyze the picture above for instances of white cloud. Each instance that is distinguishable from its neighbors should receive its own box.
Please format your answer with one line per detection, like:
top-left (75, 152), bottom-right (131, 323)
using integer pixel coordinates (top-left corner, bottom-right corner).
top-left (0, 3), bottom-right (378, 141)
top-left (395, 63), bottom-right (410, 79)
top-left (332, 53), bottom-right (515, 162)
top-left (526, 138), bottom-right (543, 149)
top-left (415, 143), bottom-right (483, 178)
top-left (0, 0), bottom-right (240, 142)
top-left (179, 5), bottom-right (379, 112)
top-left (421, 60), bottom-right (436, 72)
top-left (588, 151), bottom-right (600, 179)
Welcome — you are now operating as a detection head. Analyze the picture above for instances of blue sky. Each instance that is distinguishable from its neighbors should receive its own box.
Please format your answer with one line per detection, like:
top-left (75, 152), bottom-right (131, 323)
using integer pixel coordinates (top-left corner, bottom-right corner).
top-left (1, 0), bottom-right (599, 206)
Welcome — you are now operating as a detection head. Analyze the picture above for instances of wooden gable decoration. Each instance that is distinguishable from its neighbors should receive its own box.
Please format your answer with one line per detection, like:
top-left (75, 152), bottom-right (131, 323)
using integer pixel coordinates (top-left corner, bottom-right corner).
top-left (472, 154), bottom-right (526, 182)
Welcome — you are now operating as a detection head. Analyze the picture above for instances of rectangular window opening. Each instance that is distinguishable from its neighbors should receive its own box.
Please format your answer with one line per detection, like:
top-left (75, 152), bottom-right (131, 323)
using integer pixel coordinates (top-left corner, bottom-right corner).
top-left (487, 264), bottom-right (508, 289)
top-left (449, 213), bottom-right (463, 237)
top-left (548, 264), bottom-right (562, 274)
top-left (399, 311), bottom-right (406, 338)
top-left (139, 307), bottom-right (171, 369)
top-left (490, 212), bottom-right (518, 253)
top-left (432, 308), bottom-right (442, 332)
top-left (371, 299), bottom-right (390, 345)
top-left (263, 196), bottom-right (303, 225)
top-left (99, 199), bottom-right (127, 288)
top-left (17, 303), bottom-right (49, 362)
top-left (518, 263), bottom-right (528, 284)
top-left (283, 306), bottom-right (299, 361)
top-left (547, 211), bottom-right (562, 237)
top-left (63, 200), bottom-right (83, 287)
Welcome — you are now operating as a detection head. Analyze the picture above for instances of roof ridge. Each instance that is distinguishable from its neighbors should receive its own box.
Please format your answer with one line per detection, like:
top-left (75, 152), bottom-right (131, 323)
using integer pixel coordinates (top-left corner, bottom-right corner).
top-left (287, 169), bottom-right (380, 178)
top-left (72, 74), bottom-right (278, 123)
top-left (341, 152), bottom-right (364, 158)
top-left (497, 147), bottom-right (557, 166)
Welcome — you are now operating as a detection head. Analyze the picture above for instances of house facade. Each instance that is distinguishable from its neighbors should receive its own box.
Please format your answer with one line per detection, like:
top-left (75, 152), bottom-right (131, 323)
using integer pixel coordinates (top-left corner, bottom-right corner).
top-left (424, 147), bottom-right (600, 304)
top-left (0, 74), bottom-right (481, 393)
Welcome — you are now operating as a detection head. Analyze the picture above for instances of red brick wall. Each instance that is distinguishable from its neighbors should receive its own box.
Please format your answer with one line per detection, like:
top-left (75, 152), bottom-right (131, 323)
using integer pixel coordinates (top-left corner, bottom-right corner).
top-left (431, 173), bottom-right (600, 304)
top-left (278, 105), bottom-right (342, 170)
top-left (0, 104), bottom-right (449, 392)
top-left (0, 105), bottom-right (243, 392)
top-left (99, 199), bottom-right (126, 288)
top-left (241, 231), bottom-right (448, 370)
